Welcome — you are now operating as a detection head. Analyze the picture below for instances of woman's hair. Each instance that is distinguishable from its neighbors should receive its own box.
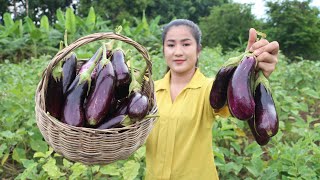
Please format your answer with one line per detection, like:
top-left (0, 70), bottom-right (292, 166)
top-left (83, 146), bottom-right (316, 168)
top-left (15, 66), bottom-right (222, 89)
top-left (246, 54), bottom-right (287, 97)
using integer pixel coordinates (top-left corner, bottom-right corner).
top-left (162, 19), bottom-right (202, 71)
top-left (162, 19), bottom-right (202, 50)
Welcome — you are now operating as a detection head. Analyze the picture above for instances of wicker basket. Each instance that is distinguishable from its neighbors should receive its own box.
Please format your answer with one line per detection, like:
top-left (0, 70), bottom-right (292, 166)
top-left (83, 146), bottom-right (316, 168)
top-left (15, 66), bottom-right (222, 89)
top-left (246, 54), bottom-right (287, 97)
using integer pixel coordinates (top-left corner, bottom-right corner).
top-left (35, 32), bottom-right (158, 165)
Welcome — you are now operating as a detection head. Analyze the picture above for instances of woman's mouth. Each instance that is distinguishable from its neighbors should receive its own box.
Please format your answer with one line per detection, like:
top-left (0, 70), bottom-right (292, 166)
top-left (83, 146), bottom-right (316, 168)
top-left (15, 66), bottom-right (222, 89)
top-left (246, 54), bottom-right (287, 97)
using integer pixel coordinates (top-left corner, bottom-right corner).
top-left (174, 59), bottom-right (185, 64)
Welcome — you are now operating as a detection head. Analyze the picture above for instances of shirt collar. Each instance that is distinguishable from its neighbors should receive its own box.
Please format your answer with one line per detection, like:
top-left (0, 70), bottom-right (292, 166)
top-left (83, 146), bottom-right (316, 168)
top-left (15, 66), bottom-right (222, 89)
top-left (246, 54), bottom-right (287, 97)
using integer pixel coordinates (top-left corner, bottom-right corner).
top-left (155, 68), bottom-right (206, 92)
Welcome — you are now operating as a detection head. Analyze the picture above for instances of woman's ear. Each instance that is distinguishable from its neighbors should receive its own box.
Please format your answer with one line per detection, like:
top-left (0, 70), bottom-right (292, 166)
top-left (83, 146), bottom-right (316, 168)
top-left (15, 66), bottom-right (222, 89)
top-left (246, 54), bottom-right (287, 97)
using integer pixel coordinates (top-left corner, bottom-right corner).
top-left (197, 44), bottom-right (202, 53)
top-left (197, 44), bottom-right (202, 58)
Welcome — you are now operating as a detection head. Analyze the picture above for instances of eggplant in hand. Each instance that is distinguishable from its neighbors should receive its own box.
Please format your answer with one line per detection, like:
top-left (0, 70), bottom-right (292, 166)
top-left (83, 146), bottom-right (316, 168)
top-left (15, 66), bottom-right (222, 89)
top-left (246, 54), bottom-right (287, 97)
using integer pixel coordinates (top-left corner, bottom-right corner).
top-left (210, 66), bottom-right (236, 109)
top-left (227, 56), bottom-right (256, 120)
top-left (254, 72), bottom-right (279, 138)
top-left (248, 117), bottom-right (270, 146)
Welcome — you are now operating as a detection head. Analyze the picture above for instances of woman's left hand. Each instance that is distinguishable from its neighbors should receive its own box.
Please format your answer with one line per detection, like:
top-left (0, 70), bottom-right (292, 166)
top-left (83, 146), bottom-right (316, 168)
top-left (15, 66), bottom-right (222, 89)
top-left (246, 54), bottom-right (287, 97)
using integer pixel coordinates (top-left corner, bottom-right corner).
top-left (246, 28), bottom-right (280, 78)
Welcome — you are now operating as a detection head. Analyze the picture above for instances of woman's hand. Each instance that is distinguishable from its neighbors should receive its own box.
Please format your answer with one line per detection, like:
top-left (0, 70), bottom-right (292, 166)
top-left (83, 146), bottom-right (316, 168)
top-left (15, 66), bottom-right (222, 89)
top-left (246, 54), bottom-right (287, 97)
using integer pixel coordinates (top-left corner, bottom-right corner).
top-left (246, 28), bottom-right (279, 78)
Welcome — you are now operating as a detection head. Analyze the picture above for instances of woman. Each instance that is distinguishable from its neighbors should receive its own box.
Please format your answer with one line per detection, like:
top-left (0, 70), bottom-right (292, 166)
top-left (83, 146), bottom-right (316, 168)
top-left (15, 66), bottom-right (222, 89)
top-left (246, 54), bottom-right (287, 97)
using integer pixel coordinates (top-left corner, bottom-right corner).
top-left (145, 19), bottom-right (279, 180)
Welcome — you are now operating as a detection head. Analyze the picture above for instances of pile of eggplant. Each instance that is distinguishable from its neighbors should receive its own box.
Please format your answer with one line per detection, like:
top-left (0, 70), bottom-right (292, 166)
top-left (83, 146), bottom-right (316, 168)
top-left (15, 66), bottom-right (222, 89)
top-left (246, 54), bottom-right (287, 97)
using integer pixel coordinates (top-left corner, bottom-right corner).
top-left (210, 52), bottom-right (279, 146)
top-left (45, 40), bottom-right (154, 129)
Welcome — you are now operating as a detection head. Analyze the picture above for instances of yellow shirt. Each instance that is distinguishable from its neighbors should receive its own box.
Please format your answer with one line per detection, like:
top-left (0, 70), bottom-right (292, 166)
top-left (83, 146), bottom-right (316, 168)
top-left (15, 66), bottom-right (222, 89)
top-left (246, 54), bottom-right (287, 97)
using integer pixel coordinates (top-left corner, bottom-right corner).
top-left (145, 69), bottom-right (229, 180)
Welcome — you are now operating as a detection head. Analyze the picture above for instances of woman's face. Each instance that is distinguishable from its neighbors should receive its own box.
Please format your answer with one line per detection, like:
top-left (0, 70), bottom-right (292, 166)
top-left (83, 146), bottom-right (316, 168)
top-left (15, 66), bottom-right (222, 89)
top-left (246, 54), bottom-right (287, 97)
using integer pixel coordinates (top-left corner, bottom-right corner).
top-left (163, 25), bottom-right (200, 75)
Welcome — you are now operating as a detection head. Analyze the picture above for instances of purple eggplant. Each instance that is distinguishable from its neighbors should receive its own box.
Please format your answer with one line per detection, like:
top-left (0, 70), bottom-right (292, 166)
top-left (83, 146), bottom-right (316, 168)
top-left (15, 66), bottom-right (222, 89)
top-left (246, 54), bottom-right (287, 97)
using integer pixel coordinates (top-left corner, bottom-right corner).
top-left (46, 67), bottom-right (63, 119)
top-left (248, 117), bottom-right (270, 146)
top-left (62, 53), bottom-right (77, 94)
top-left (97, 115), bottom-right (126, 129)
top-left (210, 66), bottom-right (236, 109)
top-left (79, 49), bottom-right (102, 77)
top-left (45, 50), bottom-right (65, 120)
top-left (114, 97), bottom-right (130, 115)
top-left (61, 76), bottom-right (88, 127)
top-left (254, 82), bottom-right (279, 138)
top-left (61, 47), bottom-right (103, 127)
top-left (111, 49), bottom-right (131, 99)
top-left (127, 92), bottom-right (149, 121)
top-left (85, 45), bottom-right (116, 126)
top-left (227, 56), bottom-right (256, 120)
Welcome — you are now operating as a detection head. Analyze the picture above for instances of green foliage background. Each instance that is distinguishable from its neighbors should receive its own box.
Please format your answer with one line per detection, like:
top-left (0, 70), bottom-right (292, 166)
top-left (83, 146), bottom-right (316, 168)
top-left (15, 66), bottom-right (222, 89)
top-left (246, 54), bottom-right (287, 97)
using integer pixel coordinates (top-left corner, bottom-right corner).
top-left (0, 1), bottom-right (320, 179)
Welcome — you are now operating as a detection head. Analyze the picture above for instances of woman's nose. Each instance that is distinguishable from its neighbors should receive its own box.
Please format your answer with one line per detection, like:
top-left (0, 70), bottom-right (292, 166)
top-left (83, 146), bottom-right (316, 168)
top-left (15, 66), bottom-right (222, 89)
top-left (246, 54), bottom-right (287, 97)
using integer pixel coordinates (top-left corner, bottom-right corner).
top-left (174, 45), bottom-right (183, 56)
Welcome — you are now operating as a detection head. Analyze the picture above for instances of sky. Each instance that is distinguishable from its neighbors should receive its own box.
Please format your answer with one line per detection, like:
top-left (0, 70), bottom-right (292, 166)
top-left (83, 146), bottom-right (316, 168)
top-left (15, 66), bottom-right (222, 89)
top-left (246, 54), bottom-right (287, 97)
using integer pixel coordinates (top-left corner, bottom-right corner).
top-left (233, 0), bottom-right (320, 19)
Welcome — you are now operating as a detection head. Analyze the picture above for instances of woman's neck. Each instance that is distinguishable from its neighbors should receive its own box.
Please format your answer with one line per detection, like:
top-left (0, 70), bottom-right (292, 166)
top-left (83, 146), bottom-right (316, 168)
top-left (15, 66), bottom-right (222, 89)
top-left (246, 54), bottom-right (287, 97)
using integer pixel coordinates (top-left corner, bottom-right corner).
top-left (170, 68), bottom-right (196, 86)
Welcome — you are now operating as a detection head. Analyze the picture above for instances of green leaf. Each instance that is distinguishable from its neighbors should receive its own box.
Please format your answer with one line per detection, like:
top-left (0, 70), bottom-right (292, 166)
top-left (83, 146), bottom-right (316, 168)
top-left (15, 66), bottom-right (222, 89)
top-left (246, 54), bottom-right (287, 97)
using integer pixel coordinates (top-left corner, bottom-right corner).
top-left (34, 147), bottom-right (53, 158)
top-left (225, 162), bottom-right (243, 175)
top-left (1, 153), bottom-right (9, 165)
top-left (134, 146), bottom-right (146, 160)
top-left (40, 15), bottom-right (50, 32)
top-left (56, 8), bottom-right (65, 23)
top-left (123, 160), bottom-right (140, 180)
top-left (70, 163), bottom-right (87, 178)
top-left (1, 130), bottom-right (15, 139)
top-left (12, 147), bottom-right (26, 163)
top-left (65, 7), bottom-right (76, 35)
top-left (30, 140), bottom-right (48, 153)
top-left (230, 142), bottom-right (241, 154)
top-left (244, 143), bottom-right (260, 156)
top-left (21, 159), bottom-right (36, 168)
top-left (63, 158), bottom-right (73, 168)
top-left (30, 29), bottom-right (42, 41)
top-left (100, 164), bottom-right (121, 176)
top-left (0, 144), bottom-right (8, 157)
top-left (300, 87), bottom-right (320, 99)
top-left (33, 152), bottom-right (46, 158)
top-left (85, 7), bottom-right (96, 31)
top-left (24, 16), bottom-right (36, 32)
top-left (18, 159), bottom-right (38, 179)
top-left (3, 13), bottom-right (14, 28)
top-left (42, 158), bottom-right (65, 178)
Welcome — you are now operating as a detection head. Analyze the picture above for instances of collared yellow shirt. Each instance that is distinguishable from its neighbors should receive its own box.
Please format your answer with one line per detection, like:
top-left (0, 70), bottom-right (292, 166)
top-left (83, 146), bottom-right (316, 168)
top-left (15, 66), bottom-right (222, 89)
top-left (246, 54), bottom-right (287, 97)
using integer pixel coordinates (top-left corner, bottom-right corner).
top-left (146, 69), bottom-right (229, 180)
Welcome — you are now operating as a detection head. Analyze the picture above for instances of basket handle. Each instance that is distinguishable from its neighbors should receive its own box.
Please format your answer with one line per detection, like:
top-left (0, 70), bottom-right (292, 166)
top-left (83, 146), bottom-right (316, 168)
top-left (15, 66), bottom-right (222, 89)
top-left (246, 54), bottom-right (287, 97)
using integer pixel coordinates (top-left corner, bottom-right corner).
top-left (39, 32), bottom-right (154, 108)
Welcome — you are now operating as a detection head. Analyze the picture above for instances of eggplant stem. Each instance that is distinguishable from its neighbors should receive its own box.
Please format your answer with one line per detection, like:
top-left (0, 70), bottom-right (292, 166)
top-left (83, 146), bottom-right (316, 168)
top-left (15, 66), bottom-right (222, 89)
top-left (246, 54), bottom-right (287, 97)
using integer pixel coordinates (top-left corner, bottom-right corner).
top-left (52, 60), bottom-right (63, 82)
top-left (78, 47), bottom-right (103, 94)
top-left (129, 61), bottom-right (142, 93)
top-left (100, 42), bottom-right (111, 67)
top-left (255, 71), bottom-right (272, 93)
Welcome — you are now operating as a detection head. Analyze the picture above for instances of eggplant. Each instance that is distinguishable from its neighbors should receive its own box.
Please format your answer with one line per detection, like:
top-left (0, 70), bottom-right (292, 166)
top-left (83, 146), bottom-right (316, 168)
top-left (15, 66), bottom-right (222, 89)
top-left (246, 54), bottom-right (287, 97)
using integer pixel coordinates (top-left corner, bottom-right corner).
top-left (227, 56), bottom-right (256, 120)
top-left (61, 47), bottom-right (103, 127)
top-left (111, 49), bottom-right (131, 99)
top-left (127, 92), bottom-right (149, 121)
top-left (62, 53), bottom-right (77, 94)
top-left (79, 49), bottom-right (102, 77)
top-left (45, 53), bottom-right (65, 120)
top-left (97, 115), bottom-right (126, 129)
top-left (210, 66), bottom-right (236, 109)
top-left (85, 45), bottom-right (116, 126)
top-left (61, 76), bottom-right (88, 127)
top-left (114, 97), bottom-right (129, 115)
top-left (254, 82), bottom-right (279, 138)
top-left (248, 117), bottom-right (270, 146)
top-left (46, 67), bottom-right (63, 119)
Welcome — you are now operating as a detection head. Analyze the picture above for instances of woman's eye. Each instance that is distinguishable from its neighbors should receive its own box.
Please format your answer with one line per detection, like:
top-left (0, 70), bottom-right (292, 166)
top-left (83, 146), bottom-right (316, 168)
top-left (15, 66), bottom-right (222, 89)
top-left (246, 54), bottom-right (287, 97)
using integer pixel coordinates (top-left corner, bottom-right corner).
top-left (167, 44), bottom-right (174, 47)
top-left (183, 43), bottom-right (190, 46)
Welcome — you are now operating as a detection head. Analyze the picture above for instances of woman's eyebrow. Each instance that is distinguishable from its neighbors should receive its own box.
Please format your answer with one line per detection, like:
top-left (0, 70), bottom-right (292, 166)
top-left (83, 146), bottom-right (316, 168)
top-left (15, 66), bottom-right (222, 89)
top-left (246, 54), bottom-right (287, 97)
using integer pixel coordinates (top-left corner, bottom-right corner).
top-left (166, 38), bottom-right (192, 42)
